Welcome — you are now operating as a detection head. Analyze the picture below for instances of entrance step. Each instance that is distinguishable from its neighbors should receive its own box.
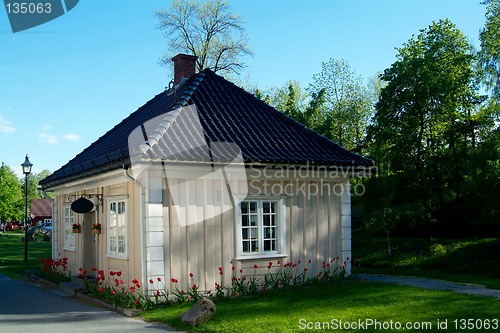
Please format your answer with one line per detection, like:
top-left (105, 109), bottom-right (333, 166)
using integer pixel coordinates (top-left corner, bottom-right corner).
top-left (59, 280), bottom-right (85, 295)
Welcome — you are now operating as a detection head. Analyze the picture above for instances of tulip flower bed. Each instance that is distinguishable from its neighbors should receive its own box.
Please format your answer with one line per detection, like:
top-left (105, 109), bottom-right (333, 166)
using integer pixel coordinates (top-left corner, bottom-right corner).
top-left (80, 257), bottom-right (361, 311)
top-left (81, 268), bottom-right (169, 311)
top-left (38, 257), bottom-right (72, 285)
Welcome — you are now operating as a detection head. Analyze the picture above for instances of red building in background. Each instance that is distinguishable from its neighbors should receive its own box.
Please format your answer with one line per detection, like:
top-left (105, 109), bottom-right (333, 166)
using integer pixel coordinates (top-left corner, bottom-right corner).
top-left (30, 198), bottom-right (52, 226)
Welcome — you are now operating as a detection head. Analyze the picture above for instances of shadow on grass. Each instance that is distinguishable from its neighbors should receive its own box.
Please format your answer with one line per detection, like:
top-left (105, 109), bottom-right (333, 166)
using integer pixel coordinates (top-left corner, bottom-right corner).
top-left (353, 235), bottom-right (500, 289)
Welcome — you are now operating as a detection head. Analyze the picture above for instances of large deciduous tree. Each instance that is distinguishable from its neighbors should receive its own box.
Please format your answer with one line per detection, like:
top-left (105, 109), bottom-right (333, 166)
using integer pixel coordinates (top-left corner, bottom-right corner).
top-left (20, 169), bottom-right (54, 202)
top-left (479, 0), bottom-right (500, 99)
top-left (155, 0), bottom-right (253, 76)
top-left (367, 19), bottom-right (481, 240)
top-left (308, 59), bottom-right (373, 154)
top-left (0, 163), bottom-right (23, 223)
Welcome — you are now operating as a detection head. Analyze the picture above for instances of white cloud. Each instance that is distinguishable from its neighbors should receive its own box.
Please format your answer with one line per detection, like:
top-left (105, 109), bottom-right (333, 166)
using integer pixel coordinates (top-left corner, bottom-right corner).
top-left (39, 133), bottom-right (58, 145)
top-left (62, 134), bottom-right (82, 142)
top-left (42, 124), bottom-right (52, 131)
top-left (0, 114), bottom-right (16, 134)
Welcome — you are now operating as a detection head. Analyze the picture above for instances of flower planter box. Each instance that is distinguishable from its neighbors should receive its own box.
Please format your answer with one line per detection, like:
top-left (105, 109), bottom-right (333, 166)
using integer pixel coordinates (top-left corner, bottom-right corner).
top-left (73, 228), bottom-right (81, 233)
top-left (91, 229), bottom-right (101, 235)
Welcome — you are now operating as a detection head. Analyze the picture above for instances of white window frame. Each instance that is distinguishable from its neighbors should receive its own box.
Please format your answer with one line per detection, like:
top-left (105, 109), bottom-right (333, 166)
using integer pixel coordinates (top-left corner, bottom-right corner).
top-left (106, 196), bottom-right (128, 259)
top-left (62, 205), bottom-right (75, 251)
top-left (235, 195), bottom-right (288, 260)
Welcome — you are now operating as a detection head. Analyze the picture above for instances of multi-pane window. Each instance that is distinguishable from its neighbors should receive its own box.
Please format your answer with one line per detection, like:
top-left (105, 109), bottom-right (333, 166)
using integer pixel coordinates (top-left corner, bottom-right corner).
top-left (240, 200), bottom-right (279, 255)
top-left (108, 199), bottom-right (126, 257)
top-left (63, 206), bottom-right (75, 250)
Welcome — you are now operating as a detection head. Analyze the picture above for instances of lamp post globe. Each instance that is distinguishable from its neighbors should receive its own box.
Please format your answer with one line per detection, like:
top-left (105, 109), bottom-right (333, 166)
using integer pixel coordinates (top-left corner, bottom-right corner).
top-left (22, 155), bottom-right (32, 262)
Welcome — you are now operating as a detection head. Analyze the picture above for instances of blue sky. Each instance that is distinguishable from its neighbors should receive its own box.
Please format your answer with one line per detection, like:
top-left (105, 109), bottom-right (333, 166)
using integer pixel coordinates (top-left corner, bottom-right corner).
top-left (0, 0), bottom-right (488, 178)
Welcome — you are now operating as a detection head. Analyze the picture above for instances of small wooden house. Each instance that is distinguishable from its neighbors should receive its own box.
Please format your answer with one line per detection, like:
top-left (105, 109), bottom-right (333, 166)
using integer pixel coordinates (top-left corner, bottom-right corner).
top-left (40, 54), bottom-right (374, 295)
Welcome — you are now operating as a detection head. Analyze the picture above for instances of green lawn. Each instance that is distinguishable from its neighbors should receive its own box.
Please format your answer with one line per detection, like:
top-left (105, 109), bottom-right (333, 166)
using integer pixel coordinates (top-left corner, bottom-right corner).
top-left (0, 232), bottom-right (52, 279)
top-left (352, 234), bottom-right (500, 289)
top-left (139, 281), bottom-right (500, 332)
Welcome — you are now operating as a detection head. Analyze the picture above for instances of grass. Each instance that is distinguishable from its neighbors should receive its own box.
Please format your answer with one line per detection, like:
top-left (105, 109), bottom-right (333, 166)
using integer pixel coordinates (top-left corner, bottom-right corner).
top-left (352, 232), bottom-right (500, 289)
top-left (0, 231), bottom-right (52, 279)
top-left (139, 281), bottom-right (500, 332)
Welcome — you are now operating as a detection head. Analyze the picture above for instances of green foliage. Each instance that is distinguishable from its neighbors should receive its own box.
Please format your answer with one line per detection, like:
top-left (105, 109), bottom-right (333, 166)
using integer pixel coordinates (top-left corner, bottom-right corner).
top-left (154, 0), bottom-right (253, 76)
top-left (20, 169), bottom-right (54, 205)
top-left (479, 0), bottom-right (500, 98)
top-left (309, 59), bottom-right (374, 154)
top-left (0, 163), bottom-right (23, 222)
top-left (269, 80), bottom-right (307, 122)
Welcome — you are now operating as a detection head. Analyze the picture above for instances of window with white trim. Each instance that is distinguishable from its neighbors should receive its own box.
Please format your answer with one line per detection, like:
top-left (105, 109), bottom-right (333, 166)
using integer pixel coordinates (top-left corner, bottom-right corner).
top-left (107, 198), bottom-right (127, 258)
top-left (63, 206), bottom-right (75, 250)
top-left (238, 199), bottom-right (285, 257)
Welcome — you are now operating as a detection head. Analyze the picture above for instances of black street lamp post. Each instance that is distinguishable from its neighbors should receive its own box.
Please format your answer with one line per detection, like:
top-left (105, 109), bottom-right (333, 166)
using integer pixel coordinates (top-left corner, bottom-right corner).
top-left (22, 155), bottom-right (32, 262)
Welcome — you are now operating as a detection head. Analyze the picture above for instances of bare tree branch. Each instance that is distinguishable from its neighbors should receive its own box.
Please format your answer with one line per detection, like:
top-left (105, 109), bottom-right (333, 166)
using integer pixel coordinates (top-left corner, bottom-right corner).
top-left (154, 0), bottom-right (254, 76)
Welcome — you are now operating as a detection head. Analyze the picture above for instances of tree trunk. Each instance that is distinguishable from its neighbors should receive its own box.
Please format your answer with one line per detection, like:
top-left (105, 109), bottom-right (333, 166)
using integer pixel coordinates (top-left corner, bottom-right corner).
top-left (386, 229), bottom-right (392, 256)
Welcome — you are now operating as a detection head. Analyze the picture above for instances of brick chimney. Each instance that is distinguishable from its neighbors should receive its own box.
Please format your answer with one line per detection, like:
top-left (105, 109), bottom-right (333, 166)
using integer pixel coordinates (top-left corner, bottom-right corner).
top-left (172, 54), bottom-right (198, 85)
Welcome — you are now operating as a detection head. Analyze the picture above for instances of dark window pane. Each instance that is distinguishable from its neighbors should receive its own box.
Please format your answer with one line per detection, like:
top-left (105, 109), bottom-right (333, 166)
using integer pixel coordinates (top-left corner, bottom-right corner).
top-left (241, 202), bottom-right (248, 214)
top-left (264, 227), bottom-right (270, 239)
top-left (263, 215), bottom-right (270, 226)
top-left (251, 241), bottom-right (258, 252)
top-left (242, 228), bottom-right (248, 240)
top-left (242, 215), bottom-right (249, 227)
top-left (264, 240), bottom-right (270, 251)
top-left (263, 202), bottom-right (270, 214)
top-left (250, 202), bottom-right (257, 213)
top-left (243, 241), bottom-right (249, 252)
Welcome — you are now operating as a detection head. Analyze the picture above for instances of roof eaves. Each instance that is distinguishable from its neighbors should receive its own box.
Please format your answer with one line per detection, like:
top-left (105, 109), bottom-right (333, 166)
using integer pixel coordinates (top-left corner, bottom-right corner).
top-left (40, 157), bottom-right (130, 190)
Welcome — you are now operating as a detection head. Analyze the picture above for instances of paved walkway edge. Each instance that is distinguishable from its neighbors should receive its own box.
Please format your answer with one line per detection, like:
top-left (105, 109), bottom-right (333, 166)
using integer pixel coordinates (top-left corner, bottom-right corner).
top-left (359, 274), bottom-right (500, 298)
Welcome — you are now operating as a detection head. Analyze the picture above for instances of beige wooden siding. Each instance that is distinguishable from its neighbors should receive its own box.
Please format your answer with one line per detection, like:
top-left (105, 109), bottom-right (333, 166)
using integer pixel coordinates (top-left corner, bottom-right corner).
top-left (54, 177), bottom-right (344, 295)
top-left (162, 179), bottom-right (343, 292)
top-left (54, 183), bottom-right (140, 288)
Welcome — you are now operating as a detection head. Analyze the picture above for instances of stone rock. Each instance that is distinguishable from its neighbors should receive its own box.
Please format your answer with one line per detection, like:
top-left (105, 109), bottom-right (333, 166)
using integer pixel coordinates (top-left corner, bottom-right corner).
top-left (180, 297), bottom-right (216, 326)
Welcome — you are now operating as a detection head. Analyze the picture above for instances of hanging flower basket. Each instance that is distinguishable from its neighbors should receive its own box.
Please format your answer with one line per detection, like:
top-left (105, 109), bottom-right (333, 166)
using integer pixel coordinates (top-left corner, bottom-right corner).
top-left (91, 223), bottom-right (101, 235)
top-left (72, 223), bottom-right (81, 233)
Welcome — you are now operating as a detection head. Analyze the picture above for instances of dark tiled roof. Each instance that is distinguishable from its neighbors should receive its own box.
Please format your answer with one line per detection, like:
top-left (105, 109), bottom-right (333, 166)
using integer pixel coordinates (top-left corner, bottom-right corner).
top-left (40, 69), bottom-right (373, 189)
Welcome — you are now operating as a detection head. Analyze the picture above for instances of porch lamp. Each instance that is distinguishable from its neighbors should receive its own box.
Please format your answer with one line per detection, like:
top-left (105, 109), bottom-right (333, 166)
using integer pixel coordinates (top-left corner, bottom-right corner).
top-left (22, 155), bottom-right (32, 262)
